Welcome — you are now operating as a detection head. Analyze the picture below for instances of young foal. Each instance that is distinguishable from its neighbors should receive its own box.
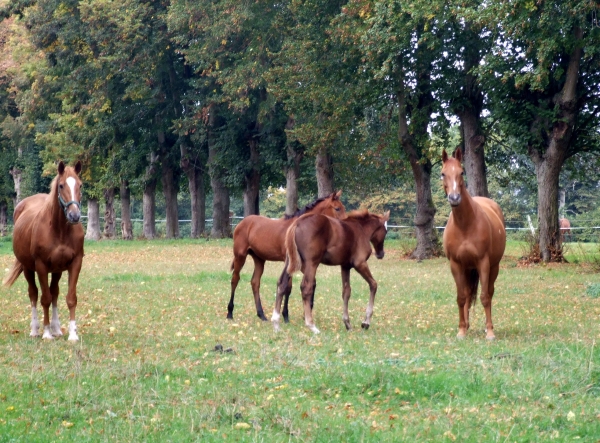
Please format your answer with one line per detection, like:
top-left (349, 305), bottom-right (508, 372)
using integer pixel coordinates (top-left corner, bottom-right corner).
top-left (272, 210), bottom-right (390, 334)
top-left (3, 161), bottom-right (84, 341)
top-left (229, 191), bottom-right (346, 321)
top-left (441, 149), bottom-right (506, 340)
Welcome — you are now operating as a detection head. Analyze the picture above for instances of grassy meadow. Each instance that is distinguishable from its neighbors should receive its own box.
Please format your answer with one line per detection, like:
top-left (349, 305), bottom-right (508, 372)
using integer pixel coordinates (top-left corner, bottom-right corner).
top-left (0, 237), bottom-right (598, 442)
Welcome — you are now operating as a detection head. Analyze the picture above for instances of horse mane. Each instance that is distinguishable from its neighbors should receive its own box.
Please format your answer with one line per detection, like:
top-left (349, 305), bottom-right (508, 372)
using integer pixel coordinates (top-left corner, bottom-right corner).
top-left (43, 173), bottom-right (60, 212)
top-left (283, 195), bottom-right (330, 220)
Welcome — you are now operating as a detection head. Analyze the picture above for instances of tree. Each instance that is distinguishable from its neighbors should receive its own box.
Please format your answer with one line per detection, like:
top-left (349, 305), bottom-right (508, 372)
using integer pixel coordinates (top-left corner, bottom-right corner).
top-left (477, 0), bottom-right (600, 261)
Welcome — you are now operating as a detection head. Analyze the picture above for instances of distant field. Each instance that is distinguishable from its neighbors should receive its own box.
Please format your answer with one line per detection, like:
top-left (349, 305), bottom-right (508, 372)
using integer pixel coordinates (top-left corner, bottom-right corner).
top-left (0, 238), bottom-right (598, 442)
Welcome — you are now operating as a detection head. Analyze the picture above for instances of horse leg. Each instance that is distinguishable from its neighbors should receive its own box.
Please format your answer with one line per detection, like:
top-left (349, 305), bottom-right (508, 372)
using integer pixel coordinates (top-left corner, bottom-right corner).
top-left (49, 272), bottom-right (63, 337)
top-left (24, 269), bottom-right (40, 337)
top-left (354, 263), bottom-right (377, 330)
top-left (300, 267), bottom-right (319, 334)
top-left (278, 259), bottom-right (294, 324)
top-left (227, 252), bottom-right (246, 320)
top-left (35, 265), bottom-right (54, 340)
top-left (450, 261), bottom-right (470, 339)
top-left (481, 263), bottom-right (499, 341)
top-left (66, 255), bottom-right (83, 341)
top-left (271, 261), bottom-right (290, 332)
top-left (250, 257), bottom-right (268, 321)
top-left (341, 267), bottom-right (352, 330)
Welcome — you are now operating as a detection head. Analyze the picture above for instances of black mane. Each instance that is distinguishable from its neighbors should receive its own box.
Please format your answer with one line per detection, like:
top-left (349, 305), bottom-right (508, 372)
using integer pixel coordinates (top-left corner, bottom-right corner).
top-left (283, 195), bottom-right (330, 220)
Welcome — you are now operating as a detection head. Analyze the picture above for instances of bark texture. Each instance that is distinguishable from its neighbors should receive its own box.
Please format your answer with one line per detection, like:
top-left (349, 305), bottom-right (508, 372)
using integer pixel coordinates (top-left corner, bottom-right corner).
top-left (85, 197), bottom-right (101, 240)
top-left (315, 148), bottom-right (334, 198)
top-left (143, 151), bottom-right (159, 239)
top-left (243, 138), bottom-right (260, 216)
top-left (180, 142), bottom-right (205, 238)
top-left (103, 187), bottom-right (116, 239)
top-left (120, 180), bottom-right (133, 240)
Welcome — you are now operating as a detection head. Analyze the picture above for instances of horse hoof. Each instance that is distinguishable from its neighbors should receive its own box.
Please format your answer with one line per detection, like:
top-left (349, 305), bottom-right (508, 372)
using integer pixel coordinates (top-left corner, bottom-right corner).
top-left (226, 315), bottom-right (233, 320)
top-left (259, 315), bottom-right (268, 322)
top-left (283, 317), bottom-right (290, 324)
top-left (456, 333), bottom-right (466, 340)
top-left (486, 335), bottom-right (496, 341)
top-left (310, 327), bottom-right (320, 334)
top-left (361, 322), bottom-right (369, 330)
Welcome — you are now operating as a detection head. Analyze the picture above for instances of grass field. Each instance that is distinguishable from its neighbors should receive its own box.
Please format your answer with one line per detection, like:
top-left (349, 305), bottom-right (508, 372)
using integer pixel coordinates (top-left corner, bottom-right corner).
top-left (0, 237), bottom-right (598, 442)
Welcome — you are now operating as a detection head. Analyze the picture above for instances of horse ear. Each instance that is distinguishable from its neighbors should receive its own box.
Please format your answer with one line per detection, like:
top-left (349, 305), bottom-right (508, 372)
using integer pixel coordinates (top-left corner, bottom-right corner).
top-left (442, 149), bottom-right (448, 163)
top-left (334, 190), bottom-right (342, 199)
top-left (58, 161), bottom-right (65, 175)
top-left (454, 147), bottom-right (463, 162)
top-left (382, 210), bottom-right (390, 221)
top-left (74, 161), bottom-right (82, 175)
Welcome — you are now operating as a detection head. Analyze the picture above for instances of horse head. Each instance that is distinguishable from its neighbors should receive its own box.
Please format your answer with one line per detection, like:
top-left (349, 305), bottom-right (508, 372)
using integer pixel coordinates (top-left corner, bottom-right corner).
top-left (371, 210), bottom-right (390, 259)
top-left (323, 190), bottom-right (346, 219)
top-left (441, 148), bottom-right (465, 207)
top-left (57, 161), bottom-right (83, 224)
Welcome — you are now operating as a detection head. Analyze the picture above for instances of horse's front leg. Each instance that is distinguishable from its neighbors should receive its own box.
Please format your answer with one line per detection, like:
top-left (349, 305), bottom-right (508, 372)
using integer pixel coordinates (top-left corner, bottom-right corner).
top-left (341, 267), bottom-right (352, 330)
top-left (66, 255), bottom-right (83, 341)
top-left (272, 261), bottom-right (291, 332)
top-left (23, 269), bottom-right (40, 337)
top-left (49, 272), bottom-right (63, 337)
top-left (480, 261), bottom-right (498, 341)
top-left (354, 263), bottom-right (377, 330)
top-left (450, 261), bottom-right (470, 339)
top-left (35, 264), bottom-right (53, 340)
top-left (250, 257), bottom-right (268, 321)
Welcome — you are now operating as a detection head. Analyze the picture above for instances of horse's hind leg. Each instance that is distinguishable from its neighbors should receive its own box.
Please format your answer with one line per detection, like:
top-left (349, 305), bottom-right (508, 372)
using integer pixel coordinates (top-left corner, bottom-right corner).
top-left (341, 267), bottom-right (352, 330)
top-left (228, 252), bottom-right (247, 320)
top-left (300, 267), bottom-right (320, 334)
top-left (278, 260), bottom-right (293, 324)
top-left (272, 261), bottom-right (291, 332)
top-left (49, 273), bottom-right (63, 337)
top-left (354, 263), bottom-right (377, 330)
top-left (481, 264), bottom-right (499, 340)
top-left (24, 269), bottom-right (40, 337)
top-left (250, 257), bottom-right (268, 321)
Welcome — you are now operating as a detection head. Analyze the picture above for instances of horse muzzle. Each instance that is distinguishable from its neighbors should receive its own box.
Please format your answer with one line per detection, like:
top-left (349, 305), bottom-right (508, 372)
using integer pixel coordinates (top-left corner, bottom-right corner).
top-left (376, 250), bottom-right (385, 259)
top-left (448, 193), bottom-right (461, 206)
top-left (66, 210), bottom-right (81, 224)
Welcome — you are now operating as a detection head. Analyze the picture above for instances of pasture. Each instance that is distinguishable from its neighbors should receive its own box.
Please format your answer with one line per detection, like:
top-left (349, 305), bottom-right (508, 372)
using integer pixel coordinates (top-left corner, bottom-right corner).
top-left (0, 237), bottom-right (598, 442)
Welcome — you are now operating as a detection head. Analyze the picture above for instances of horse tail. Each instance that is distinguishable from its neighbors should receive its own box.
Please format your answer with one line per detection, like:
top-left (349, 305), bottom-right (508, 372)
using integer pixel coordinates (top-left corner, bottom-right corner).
top-left (3, 259), bottom-right (23, 288)
top-left (468, 269), bottom-right (479, 307)
top-left (285, 221), bottom-right (301, 275)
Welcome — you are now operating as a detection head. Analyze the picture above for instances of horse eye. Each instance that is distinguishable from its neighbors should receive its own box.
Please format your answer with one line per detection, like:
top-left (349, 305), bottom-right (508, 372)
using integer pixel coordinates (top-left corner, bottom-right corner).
top-left (461, 171), bottom-right (465, 176)
top-left (59, 184), bottom-right (64, 189)
top-left (440, 173), bottom-right (445, 179)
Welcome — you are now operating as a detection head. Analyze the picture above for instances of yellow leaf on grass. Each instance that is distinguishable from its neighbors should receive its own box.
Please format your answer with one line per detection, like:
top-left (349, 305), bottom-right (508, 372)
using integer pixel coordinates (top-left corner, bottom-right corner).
top-left (235, 422), bottom-right (251, 429)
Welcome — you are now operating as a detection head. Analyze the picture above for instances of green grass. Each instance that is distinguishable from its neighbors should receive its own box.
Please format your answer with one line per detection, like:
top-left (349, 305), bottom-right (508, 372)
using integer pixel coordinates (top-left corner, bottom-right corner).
top-left (0, 238), bottom-right (599, 441)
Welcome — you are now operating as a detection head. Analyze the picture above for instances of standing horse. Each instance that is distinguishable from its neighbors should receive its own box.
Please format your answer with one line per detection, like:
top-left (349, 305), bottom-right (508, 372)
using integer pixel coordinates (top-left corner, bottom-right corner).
top-left (229, 191), bottom-right (346, 321)
top-left (3, 161), bottom-right (84, 341)
top-left (271, 209), bottom-right (390, 334)
top-left (559, 217), bottom-right (572, 242)
top-left (441, 148), bottom-right (506, 340)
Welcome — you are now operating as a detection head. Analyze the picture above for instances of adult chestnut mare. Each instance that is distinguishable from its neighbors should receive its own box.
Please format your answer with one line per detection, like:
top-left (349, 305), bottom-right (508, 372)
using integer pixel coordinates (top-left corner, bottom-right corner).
top-left (3, 161), bottom-right (84, 341)
top-left (441, 148), bottom-right (506, 340)
top-left (229, 191), bottom-right (346, 321)
top-left (271, 209), bottom-right (390, 334)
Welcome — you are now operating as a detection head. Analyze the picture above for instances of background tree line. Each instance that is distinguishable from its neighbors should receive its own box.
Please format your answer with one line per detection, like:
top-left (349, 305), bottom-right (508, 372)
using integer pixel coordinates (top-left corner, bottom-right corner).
top-left (0, 0), bottom-right (599, 261)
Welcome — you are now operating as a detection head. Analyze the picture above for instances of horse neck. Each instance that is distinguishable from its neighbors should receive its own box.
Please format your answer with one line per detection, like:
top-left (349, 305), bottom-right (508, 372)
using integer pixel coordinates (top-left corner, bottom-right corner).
top-left (451, 185), bottom-right (477, 228)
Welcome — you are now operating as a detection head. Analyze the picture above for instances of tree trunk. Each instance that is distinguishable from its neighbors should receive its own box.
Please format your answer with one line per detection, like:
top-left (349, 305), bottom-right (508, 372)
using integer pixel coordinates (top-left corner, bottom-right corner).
top-left (161, 159), bottom-right (180, 239)
top-left (143, 151), bottom-right (159, 239)
top-left (243, 138), bottom-right (260, 216)
top-left (460, 110), bottom-right (488, 197)
top-left (85, 197), bottom-right (101, 240)
top-left (530, 27), bottom-right (581, 262)
top-left (103, 187), bottom-right (116, 239)
top-left (397, 73), bottom-right (437, 260)
top-left (455, 22), bottom-right (488, 198)
top-left (120, 180), bottom-right (133, 240)
top-left (285, 117), bottom-right (303, 216)
top-left (10, 167), bottom-right (21, 206)
top-left (208, 105), bottom-right (231, 238)
top-left (0, 201), bottom-right (7, 236)
top-left (180, 142), bottom-right (205, 238)
top-left (315, 147), bottom-right (334, 198)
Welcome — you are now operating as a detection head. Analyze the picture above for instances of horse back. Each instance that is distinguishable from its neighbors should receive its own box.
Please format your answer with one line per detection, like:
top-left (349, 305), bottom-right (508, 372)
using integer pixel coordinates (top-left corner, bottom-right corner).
top-left (473, 196), bottom-right (506, 262)
top-left (234, 215), bottom-right (292, 261)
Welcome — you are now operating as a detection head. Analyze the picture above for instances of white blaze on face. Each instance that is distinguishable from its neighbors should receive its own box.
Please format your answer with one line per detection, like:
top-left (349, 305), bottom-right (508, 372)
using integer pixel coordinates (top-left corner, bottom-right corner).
top-left (66, 177), bottom-right (77, 202)
top-left (450, 166), bottom-right (458, 193)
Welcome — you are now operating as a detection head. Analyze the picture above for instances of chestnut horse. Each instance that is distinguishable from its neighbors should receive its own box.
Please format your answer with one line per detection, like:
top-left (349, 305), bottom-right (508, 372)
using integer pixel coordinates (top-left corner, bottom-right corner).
top-left (441, 149), bottom-right (506, 340)
top-left (3, 161), bottom-right (84, 341)
top-left (271, 209), bottom-right (390, 334)
top-left (229, 191), bottom-right (346, 321)
top-left (559, 217), bottom-right (571, 242)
